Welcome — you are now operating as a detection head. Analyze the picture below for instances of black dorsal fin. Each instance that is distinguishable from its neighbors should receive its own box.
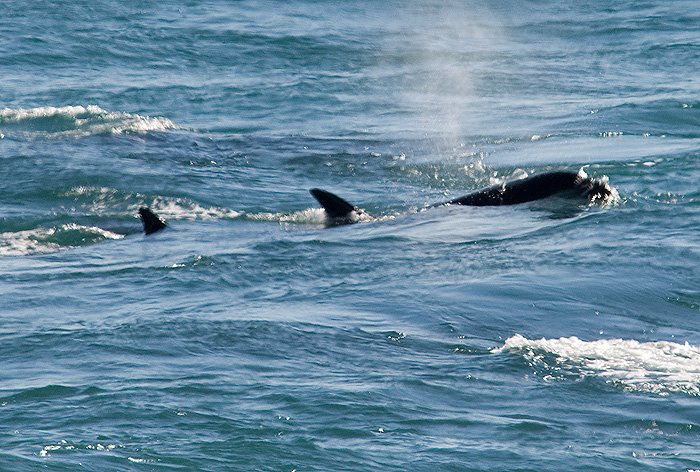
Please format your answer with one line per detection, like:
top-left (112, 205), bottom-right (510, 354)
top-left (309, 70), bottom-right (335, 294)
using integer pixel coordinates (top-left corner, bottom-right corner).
top-left (309, 188), bottom-right (357, 219)
top-left (138, 207), bottom-right (167, 235)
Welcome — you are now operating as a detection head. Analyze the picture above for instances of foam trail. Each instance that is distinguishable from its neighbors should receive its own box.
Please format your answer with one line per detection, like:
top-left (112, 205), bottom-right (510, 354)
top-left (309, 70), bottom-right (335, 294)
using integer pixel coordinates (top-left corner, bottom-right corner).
top-left (147, 198), bottom-right (243, 221)
top-left (246, 208), bottom-right (328, 225)
top-left (247, 207), bottom-right (396, 226)
top-left (495, 334), bottom-right (700, 396)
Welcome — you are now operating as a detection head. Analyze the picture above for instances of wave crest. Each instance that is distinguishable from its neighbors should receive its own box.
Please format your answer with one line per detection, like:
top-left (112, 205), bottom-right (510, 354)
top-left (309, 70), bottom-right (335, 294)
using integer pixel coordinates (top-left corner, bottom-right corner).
top-left (0, 224), bottom-right (124, 256)
top-left (0, 105), bottom-right (177, 138)
top-left (495, 334), bottom-right (700, 396)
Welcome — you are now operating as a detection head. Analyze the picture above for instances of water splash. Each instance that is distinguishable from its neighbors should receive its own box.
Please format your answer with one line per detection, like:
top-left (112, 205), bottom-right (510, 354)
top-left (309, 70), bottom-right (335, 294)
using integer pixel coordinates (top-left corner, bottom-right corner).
top-left (39, 440), bottom-right (120, 457)
top-left (246, 208), bottom-right (328, 225)
top-left (148, 197), bottom-right (242, 221)
top-left (495, 334), bottom-right (700, 396)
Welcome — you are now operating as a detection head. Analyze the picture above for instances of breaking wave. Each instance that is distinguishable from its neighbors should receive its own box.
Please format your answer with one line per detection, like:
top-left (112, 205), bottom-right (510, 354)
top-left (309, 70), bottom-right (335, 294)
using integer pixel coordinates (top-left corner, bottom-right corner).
top-left (0, 105), bottom-right (177, 139)
top-left (494, 334), bottom-right (700, 396)
top-left (0, 224), bottom-right (124, 256)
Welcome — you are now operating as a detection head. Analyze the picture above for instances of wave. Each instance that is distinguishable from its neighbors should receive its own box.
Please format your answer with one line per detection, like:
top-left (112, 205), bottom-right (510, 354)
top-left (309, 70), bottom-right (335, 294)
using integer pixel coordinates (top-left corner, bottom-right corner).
top-left (61, 186), bottom-right (243, 220)
top-left (494, 334), bottom-right (700, 396)
top-left (0, 105), bottom-right (177, 139)
top-left (0, 224), bottom-right (124, 256)
top-left (0, 188), bottom-right (337, 256)
top-left (0, 188), bottom-right (247, 256)
top-left (65, 186), bottom-right (338, 225)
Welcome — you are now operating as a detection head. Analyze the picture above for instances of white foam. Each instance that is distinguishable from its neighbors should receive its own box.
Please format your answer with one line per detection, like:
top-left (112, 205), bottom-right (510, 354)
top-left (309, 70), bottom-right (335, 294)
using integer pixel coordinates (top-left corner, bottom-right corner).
top-left (495, 334), bottom-right (700, 396)
top-left (148, 198), bottom-right (243, 221)
top-left (247, 208), bottom-right (328, 225)
top-left (39, 441), bottom-right (118, 457)
top-left (0, 105), bottom-right (177, 138)
top-left (60, 187), bottom-right (244, 221)
top-left (247, 207), bottom-right (383, 225)
top-left (0, 224), bottom-right (124, 256)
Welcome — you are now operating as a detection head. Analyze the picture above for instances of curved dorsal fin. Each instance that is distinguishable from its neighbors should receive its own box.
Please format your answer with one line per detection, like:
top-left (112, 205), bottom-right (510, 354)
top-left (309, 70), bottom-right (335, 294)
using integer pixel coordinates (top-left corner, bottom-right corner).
top-left (309, 188), bottom-right (357, 219)
top-left (138, 207), bottom-right (167, 235)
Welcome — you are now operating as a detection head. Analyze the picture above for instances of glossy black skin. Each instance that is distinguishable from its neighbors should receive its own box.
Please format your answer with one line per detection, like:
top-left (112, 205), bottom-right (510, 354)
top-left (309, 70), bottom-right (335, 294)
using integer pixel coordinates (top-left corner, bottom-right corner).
top-left (138, 207), bottom-right (167, 234)
top-left (441, 171), bottom-right (611, 206)
top-left (311, 170), bottom-right (613, 225)
top-left (309, 188), bottom-right (356, 218)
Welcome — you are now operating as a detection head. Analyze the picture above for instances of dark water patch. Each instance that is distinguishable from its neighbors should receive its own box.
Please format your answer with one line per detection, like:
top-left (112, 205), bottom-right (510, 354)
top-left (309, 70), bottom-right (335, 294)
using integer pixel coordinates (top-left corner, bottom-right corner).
top-left (0, 319), bottom-right (417, 371)
top-left (0, 384), bottom-right (104, 405)
top-left (618, 418), bottom-right (700, 438)
top-left (500, 417), bottom-right (560, 433)
top-left (668, 290), bottom-right (700, 312)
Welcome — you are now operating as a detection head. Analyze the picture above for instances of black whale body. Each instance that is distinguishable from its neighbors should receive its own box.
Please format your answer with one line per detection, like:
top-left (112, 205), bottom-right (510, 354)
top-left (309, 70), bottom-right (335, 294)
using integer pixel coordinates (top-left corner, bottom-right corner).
top-left (311, 169), bottom-right (613, 224)
top-left (137, 170), bottom-right (613, 233)
top-left (441, 170), bottom-right (610, 206)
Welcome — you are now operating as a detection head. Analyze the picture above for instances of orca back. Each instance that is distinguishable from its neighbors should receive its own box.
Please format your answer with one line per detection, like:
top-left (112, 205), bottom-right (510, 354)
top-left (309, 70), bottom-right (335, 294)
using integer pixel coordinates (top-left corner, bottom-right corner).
top-left (446, 171), bottom-right (585, 206)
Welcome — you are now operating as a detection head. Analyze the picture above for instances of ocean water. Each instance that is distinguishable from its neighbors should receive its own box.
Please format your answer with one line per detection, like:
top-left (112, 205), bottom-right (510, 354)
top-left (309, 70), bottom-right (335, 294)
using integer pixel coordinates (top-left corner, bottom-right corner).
top-left (1, 0), bottom-right (700, 470)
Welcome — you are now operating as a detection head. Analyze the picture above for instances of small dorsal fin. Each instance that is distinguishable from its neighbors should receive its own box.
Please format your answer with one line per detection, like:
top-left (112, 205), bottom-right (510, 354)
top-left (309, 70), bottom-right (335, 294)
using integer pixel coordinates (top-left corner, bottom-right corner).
top-left (309, 188), bottom-right (357, 219)
top-left (138, 207), bottom-right (167, 235)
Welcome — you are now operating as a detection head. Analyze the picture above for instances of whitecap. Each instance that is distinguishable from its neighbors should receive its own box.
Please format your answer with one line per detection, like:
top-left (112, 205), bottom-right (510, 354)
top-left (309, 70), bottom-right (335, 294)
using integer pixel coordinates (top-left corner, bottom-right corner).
top-left (0, 105), bottom-right (177, 138)
top-left (0, 224), bottom-right (124, 256)
top-left (494, 334), bottom-right (700, 396)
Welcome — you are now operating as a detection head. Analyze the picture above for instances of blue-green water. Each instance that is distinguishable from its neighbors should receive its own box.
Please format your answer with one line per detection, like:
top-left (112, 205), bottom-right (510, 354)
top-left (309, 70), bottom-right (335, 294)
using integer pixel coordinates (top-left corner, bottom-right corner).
top-left (2, 1), bottom-right (700, 470)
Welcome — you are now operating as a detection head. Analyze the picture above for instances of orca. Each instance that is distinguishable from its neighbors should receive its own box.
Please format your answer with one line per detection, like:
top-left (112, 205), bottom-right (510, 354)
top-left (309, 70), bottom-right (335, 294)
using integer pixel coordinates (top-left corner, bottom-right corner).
top-left (311, 169), bottom-right (613, 224)
top-left (440, 169), bottom-right (612, 206)
top-left (309, 188), bottom-right (370, 225)
top-left (138, 207), bottom-right (167, 234)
